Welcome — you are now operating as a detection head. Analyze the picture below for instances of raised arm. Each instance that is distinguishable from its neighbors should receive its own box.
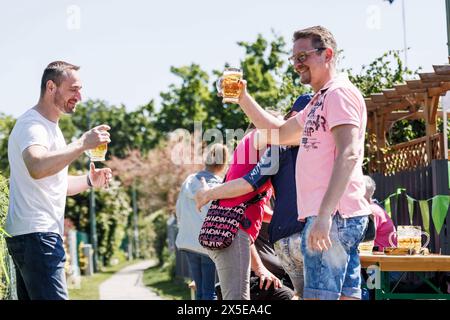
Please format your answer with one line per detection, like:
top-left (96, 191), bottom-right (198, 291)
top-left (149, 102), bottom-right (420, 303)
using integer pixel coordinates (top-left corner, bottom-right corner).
top-left (238, 81), bottom-right (303, 145)
top-left (22, 124), bottom-right (110, 180)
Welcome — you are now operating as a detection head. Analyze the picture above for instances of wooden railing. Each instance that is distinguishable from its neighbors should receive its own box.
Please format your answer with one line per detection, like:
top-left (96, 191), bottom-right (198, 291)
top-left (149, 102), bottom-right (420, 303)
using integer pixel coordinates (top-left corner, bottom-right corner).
top-left (381, 133), bottom-right (445, 175)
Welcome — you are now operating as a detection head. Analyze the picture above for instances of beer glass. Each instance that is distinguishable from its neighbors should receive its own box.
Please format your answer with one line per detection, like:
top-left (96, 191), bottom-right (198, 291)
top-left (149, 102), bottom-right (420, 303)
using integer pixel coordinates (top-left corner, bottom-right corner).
top-left (216, 67), bottom-right (243, 104)
top-left (358, 240), bottom-right (375, 254)
top-left (389, 225), bottom-right (430, 253)
top-left (86, 143), bottom-right (108, 162)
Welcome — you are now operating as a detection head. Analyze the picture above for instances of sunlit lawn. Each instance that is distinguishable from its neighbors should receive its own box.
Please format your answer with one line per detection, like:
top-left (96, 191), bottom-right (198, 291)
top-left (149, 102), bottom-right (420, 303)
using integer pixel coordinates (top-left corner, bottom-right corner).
top-left (142, 264), bottom-right (190, 300)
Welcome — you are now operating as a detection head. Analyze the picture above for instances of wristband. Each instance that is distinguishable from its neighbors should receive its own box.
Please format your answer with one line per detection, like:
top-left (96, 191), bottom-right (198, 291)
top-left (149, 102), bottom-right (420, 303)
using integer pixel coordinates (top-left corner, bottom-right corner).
top-left (87, 174), bottom-right (93, 188)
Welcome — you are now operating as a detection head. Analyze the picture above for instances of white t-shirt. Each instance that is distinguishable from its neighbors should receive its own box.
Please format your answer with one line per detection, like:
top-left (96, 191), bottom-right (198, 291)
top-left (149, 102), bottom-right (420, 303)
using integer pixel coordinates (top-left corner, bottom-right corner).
top-left (6, 109), bottom-right (68, 237)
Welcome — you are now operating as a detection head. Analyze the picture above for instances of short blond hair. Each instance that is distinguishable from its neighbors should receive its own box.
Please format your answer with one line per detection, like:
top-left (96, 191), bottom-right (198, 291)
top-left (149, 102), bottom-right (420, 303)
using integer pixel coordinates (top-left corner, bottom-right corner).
top-left (205, 143), bottom-right (229, 172)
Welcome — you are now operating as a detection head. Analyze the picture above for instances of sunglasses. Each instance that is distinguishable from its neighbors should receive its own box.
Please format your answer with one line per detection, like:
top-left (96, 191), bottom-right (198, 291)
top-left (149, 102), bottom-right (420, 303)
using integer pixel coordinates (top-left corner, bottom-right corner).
top-left (288, 47), bottom-right (327, 65)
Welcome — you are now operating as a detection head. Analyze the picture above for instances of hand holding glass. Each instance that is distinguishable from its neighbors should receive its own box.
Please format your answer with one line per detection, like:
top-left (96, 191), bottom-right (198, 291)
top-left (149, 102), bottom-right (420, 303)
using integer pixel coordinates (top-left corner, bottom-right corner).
top-left (216, 67), bottom-right (243, 104)
top-left (85, 128), bottom-right (109, 162)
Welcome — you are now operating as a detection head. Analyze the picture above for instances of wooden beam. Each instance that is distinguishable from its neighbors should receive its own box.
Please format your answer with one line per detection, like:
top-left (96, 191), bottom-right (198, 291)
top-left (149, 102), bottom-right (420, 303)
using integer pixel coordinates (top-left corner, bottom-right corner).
top-left (407, 80), bottom-right (442, 89)
top-left (433, 65), bottom-right (450, 75)
top-left (394, 84), bottom-right (427, 95)
top-left (429, 95), bottom-right (439, 125)
top-left (428, 82), bottom-right (450, 97)
top-left (382, 88), bottom-right (402, 99)
top-left (419, 73), bottom-right (450, 83)
top-left (376, 99), bottom-right (412, 115)
top-left (370, 93), bottom-right (389, 103)
top-left (386, 110), bottom-right (444, 122)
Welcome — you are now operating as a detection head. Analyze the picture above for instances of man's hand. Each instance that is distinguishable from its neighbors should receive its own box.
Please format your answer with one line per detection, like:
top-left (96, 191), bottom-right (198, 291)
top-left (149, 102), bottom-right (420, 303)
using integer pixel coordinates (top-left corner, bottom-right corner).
top-left (80, 124), bottom-right (111, 151)
top-left (308, 215), bottom-right (333, 252)
top-left (254, 266), bottom-right (282, 290)
top-left (237, 79), bottom-right (249, 103)
top-left (194, 177), bottom-right (210, 212)
top-left (89, 162), bottom-right (112, 189)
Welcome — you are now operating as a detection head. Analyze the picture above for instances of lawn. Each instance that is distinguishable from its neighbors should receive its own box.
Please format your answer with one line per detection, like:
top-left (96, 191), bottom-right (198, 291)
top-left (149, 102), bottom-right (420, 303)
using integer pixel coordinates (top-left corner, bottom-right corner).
top-left (68, 259), bottom-right (141, 300)
top-left (142, 264), bottom-right (191, 300)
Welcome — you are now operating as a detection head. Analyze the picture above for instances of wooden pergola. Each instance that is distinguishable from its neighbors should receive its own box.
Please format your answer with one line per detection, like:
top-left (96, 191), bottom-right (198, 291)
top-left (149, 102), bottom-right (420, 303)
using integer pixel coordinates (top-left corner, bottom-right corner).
top-left (366, 59), bottom-right (450, 175)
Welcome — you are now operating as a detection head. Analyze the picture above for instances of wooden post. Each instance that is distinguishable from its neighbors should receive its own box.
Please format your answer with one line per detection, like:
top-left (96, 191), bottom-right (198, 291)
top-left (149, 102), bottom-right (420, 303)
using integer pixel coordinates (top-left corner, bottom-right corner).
top-left (431, 160), bottom-right (450, 254)
top-left (423, 95), bottom-right (439, 164)
top-left (374, 112), bottom-right (386, 174)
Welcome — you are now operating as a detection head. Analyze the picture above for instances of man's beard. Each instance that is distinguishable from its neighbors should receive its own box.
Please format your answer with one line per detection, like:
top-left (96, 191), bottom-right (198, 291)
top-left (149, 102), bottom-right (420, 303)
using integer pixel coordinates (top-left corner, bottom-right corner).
top-left (54, 92), bottom-right (75, 114)
top-left (298, 70), bottom-right (311, 85)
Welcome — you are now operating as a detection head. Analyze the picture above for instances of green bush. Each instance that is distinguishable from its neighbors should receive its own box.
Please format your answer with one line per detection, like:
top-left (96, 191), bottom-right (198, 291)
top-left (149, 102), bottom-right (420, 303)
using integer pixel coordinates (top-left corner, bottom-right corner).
top-left (0, 174), bottom-right (10, 300)
top-left (137, 215), bottom-right (157, 259)
top-left (148, 209), bottom-right (168, 266)
top-left (66, 178), bottom-right (132, 267)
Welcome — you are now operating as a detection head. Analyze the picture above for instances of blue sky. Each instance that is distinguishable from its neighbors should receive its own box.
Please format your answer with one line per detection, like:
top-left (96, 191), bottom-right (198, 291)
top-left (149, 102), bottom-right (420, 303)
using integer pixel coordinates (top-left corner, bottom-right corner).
top-left (0, 0), bottom-right (447, 117)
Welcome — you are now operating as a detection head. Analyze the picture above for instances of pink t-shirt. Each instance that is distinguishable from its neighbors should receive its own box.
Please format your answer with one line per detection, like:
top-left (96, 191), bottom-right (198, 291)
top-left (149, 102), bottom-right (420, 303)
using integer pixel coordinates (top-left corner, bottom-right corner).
top-left (295, 75), bottom-right (371, 219)
top-left (370, 203), bottom-right (397, 250)
top-left (219, 130), bottom-right (273, 243)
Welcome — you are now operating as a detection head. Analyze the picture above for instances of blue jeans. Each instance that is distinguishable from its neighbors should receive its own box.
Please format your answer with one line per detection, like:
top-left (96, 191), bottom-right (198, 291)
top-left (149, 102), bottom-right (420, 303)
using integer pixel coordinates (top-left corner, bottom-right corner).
top-left (183, 250), bottom-right (217, 300)
top-left (301, 214), bottom-right (368, 300)
top-left (273, 232), bottom-right (304, 297)
top-left (6, 232), bottom-right (68, 300)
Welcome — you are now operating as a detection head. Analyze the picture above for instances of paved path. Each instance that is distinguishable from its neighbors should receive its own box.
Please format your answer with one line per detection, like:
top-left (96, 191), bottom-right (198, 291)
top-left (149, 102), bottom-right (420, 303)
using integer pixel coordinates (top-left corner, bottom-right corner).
top-left (99, 260), bottom-right (163, 300)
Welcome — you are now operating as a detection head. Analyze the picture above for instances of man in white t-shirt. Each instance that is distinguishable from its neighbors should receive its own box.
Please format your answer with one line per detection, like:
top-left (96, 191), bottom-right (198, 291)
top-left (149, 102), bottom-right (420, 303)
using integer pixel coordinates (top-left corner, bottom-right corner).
top-left (6, 61), bottom-right (112, 300)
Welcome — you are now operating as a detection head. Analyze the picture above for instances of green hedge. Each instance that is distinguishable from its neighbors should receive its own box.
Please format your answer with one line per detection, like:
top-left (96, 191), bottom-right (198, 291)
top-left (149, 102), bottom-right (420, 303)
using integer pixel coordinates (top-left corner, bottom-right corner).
top-left (0, 174), bottom-right (10, 299)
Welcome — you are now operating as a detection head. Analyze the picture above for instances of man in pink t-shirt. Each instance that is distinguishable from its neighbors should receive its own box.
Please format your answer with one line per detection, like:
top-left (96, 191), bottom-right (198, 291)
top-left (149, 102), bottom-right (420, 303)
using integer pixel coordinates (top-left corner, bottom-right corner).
top-left (236, 26), bottom-right (370, 300)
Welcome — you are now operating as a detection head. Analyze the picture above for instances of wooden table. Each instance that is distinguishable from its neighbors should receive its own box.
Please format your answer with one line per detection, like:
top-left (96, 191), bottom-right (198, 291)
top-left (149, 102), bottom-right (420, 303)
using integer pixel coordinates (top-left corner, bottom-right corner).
top-left (360, 253), bottom-right (450, 300)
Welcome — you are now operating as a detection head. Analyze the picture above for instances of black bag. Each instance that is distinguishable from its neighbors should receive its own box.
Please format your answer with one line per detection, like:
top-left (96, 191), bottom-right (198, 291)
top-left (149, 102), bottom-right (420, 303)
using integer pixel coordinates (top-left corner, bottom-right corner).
top-left (198, 192), bottom-right (267, 250)
top-left (362, 214), bottom-right (376, 242)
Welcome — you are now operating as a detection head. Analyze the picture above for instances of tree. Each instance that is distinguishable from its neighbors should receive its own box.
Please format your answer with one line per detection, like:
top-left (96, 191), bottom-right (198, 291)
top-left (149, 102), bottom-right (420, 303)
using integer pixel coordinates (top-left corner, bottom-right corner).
top-left (60, 99), bottom-right (158, 169)
top-left (345, 50), bottom-right (422, 145)
top-left (0, 113), bottom-right (16, 176)
top-left (66, 178), bottom-right (132, 265)
top-left (155, 64), bottom-right (212, 135)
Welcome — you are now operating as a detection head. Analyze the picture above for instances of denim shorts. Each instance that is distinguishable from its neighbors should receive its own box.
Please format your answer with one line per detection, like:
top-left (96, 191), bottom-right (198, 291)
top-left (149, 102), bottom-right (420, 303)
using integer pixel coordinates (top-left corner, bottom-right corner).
top-left (273, 232), bottom-right (304, 296)
top-left (301, 214), bottom-right (368, 300)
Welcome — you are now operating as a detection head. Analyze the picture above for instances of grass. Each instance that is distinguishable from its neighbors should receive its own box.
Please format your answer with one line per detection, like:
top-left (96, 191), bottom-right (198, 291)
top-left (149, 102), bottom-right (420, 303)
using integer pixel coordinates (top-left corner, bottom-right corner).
top-left (142, 264), bottom-right (191, 300)
top-left (68, 258), bottom-right (141, 300)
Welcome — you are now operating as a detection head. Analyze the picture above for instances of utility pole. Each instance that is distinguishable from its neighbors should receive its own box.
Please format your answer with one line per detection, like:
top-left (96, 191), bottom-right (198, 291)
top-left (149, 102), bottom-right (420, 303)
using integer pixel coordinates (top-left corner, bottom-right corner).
top-left (87, 110), bottom-right (99, 272)
top-left (446, 0), bottom-right (450, 58)
top-left (132, 180), bottom-right (139, 259)
top-left (401, 0), bottom-right (408, 67)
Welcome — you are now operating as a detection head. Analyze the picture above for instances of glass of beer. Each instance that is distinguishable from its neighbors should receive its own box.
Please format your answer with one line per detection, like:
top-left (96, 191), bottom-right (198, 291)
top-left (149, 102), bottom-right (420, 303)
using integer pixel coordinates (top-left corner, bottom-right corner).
top-left (358, 240), bottom-right (375, 254)
top-left (216, 67), bottom-right (243, 104)
top-left (389, 226), bottom-right (430, 253)
top-left (86, 143), bottom-right (108, 162)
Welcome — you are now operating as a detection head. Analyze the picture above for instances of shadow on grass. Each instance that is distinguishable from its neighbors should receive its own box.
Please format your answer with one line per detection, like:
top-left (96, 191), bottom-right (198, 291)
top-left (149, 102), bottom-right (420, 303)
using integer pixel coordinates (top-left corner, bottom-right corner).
top-left (143, 265), bottom-right (190, 300)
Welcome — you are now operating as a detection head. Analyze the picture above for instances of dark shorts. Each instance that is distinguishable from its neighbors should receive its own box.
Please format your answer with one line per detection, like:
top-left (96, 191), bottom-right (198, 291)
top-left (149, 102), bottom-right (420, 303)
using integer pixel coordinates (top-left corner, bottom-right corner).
top-left (6, 232), bottom-right (68, 300)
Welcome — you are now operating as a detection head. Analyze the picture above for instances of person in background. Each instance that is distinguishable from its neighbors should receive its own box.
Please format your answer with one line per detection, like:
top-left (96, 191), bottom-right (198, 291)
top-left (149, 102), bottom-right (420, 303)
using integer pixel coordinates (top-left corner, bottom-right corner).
top-left (363, 175), bottom-right (397, 251)
top-left (175, 143), bottom-right (229, 300)
top-left (195, 94), bottom-right (313, 299)
top-left (197, 124), bottom-right (275, 300)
